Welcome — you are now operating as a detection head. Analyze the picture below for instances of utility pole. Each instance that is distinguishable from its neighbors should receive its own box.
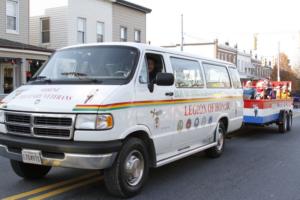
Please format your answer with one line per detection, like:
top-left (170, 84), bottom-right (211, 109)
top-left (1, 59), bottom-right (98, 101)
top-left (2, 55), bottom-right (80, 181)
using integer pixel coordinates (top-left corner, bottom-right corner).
top-left (277, 41), bottom-right (280, 81)
top-left (180, 14), bottom-right (184, 51)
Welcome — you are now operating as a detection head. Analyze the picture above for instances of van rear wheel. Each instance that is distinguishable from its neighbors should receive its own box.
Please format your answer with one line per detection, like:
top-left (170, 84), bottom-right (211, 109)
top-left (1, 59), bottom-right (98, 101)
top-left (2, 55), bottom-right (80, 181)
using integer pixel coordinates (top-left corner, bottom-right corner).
top-left (287, 112), bottom-right (293, 131)
top-left (104, 138), bottom-right (149, 198)
top-left (279, 112), bottom-right (288, 133)
top-left (10, 160), bottom-right (51, 180)
top-left (205, 121), bottom-right (226, 158)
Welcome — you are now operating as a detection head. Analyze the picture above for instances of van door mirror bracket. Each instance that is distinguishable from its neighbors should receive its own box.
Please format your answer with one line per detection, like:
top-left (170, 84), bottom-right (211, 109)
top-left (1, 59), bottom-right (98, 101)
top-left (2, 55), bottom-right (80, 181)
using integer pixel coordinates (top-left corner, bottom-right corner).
top-left (148, 83), bottom-right (154, 93)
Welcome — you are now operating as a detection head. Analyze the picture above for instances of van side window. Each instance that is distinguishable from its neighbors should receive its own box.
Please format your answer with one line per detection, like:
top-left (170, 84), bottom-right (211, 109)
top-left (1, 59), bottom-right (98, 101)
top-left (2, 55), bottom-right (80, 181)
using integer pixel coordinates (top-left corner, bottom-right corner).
top-left (146, 53), bottom-right (165, 83)
top-left (203, 63), bottom-right (231, 88)
top-left (228, 67), bottom-right (242, 88)
top-left (170, 57), bottom-right (204, 88)
top-left (139, 58), bottom-right (148, 84)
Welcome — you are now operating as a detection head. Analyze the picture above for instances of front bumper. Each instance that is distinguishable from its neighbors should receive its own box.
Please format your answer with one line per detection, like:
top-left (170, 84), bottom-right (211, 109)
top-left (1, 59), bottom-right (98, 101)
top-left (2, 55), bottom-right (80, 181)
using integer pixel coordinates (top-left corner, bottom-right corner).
top-left (0, 134), bottom-right (122, 170)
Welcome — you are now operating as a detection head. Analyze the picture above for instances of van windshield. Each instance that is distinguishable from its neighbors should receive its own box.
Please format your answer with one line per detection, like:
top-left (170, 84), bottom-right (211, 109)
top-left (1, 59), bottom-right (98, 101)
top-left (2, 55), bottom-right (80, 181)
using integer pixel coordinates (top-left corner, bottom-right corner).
top-left (31, 46), bottom-right (139, 84)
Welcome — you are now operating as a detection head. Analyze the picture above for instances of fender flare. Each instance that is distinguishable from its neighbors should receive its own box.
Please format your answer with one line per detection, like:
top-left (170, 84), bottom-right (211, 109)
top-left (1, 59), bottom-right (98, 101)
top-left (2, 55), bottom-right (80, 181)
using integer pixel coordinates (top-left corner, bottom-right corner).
top-left (120, 124), bottom-right (152, 139)
top-left (216, 114), bottom-right (230, 131)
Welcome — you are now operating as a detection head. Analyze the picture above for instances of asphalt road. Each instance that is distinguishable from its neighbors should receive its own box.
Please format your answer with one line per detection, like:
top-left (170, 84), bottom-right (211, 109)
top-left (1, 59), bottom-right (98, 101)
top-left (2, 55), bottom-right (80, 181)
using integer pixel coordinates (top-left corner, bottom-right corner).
top-left (1, 116), bottom-right (300, 200)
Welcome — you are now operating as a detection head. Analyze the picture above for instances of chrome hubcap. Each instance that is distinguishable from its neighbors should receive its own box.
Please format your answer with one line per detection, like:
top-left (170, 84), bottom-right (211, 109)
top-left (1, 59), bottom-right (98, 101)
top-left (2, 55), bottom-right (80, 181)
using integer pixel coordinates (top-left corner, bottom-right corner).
top-left (124, 150), bottom-right (144, 186)
top-left (216, 125), bottom-right (224, 151)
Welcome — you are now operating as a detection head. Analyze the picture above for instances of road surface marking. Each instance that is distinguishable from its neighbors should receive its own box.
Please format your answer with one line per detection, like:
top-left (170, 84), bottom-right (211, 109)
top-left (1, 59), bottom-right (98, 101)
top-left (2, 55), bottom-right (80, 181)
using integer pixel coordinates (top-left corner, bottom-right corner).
top-left (2, 172), bottom-right (99, 200)
top-left (28, 176), bottom-right (103, 200)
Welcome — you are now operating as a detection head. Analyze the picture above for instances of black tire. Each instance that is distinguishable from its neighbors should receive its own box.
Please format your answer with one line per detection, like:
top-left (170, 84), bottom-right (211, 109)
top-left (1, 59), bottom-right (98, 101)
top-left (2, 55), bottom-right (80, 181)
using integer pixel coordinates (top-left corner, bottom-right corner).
top-left (104, 138), bottom-right (149, 198)
top-left (205, 121), bottom-right (226, 158)
top-left (287, 112), bottom-right (293, 131)
top-left (279, 112), bottom-right (288, 133)
top-left (10, 160), bottom-right (51, 180)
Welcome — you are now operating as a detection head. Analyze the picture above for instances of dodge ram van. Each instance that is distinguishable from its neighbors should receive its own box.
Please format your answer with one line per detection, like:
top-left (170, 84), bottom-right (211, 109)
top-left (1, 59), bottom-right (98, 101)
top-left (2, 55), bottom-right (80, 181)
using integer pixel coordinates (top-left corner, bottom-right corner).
top-left (0, 43), bottom-right (243, 197)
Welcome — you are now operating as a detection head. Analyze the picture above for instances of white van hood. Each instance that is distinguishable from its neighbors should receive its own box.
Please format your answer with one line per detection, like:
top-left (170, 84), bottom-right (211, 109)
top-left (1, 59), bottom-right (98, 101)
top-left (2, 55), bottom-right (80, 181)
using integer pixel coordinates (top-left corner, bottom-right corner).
top-left (0, 85), bottom-right (119, 113)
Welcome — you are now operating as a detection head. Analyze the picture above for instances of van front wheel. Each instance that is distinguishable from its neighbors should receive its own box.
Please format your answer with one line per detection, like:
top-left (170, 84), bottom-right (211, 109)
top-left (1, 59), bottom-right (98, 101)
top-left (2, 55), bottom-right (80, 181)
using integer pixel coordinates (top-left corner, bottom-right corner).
top-left (205, 121), bottom-right (226, 158)
top-left (104, 138), bottom-right (149, 198)
top-left (10, 160), bottom-right (51, 180)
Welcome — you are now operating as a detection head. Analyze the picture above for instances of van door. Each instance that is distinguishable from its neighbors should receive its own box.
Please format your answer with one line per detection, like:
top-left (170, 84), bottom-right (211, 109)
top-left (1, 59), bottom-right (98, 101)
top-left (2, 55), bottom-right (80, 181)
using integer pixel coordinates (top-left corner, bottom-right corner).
top-left (135, 52), bottom-right (176, 161)
top-left (170, 56), bottom-right (211, 151)
top-left (227, 67), bottom-right (243, 131)
top-left (202, 62), bottom-right (233, 136)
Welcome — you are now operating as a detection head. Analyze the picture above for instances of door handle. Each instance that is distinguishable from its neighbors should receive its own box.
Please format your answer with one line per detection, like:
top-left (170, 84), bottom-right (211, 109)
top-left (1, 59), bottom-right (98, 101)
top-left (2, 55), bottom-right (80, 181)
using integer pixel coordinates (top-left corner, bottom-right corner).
top-left (165, 92), bottom-right (174, 96)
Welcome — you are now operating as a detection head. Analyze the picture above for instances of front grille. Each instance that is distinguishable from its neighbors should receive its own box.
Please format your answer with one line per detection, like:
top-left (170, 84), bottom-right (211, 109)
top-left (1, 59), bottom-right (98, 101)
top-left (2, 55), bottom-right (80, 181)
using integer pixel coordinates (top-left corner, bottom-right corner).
top-left (4, 112), bottom-right (75, 140)
top-left (6, 114), bottom-right (31, 124)
top-left (6, 124), bottom-right (31, 135)
top-left (34, 128), bottom-right (71, 138)
top-left (34, 117), bottom-right (72, 126)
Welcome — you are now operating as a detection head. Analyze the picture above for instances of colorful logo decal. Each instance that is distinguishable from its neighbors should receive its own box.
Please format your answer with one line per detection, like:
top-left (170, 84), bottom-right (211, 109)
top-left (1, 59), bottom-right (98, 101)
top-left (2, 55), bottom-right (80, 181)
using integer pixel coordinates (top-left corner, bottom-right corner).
top-left (194, 117), bottom-right (200, 127)
top-left (208, 116), bottom-right (213, 124)
top-left (177, 120), bottom-right (184, 131)
top-left (186, 119), bottom-right (192, 129)
top-left (150, 109), bottom-right (163, 128)
top-left (201, 116), bottom-right (206, 126)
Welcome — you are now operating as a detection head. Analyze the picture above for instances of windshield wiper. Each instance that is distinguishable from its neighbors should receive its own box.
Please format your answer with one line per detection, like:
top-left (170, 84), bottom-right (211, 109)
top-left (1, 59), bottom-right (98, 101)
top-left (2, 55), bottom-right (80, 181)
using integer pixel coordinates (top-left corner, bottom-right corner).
top-left (61, 72), bottom-right (87, 77)
top-left (61, 72), bottom-right (101, 83)
top-left (31, 76), bottom-right (52, 83)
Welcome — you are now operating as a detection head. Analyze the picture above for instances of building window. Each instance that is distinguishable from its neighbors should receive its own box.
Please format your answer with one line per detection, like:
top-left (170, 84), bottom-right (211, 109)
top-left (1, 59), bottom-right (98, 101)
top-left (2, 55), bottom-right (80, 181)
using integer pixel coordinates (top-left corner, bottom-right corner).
top-left (134, 30), bottom-right (141, 43)
top-left (77, 18), bottom-right (86, 44)
top-left (120, 26), bottom-right (127, 42)
top-left (96, 22), bottom-right (104, 43)
top-left (41, 18), bottom-right (50, 43)
top-left (6, 0), bottom-right (19, 33)
top-left (221, 53), bottom-right (225, 60)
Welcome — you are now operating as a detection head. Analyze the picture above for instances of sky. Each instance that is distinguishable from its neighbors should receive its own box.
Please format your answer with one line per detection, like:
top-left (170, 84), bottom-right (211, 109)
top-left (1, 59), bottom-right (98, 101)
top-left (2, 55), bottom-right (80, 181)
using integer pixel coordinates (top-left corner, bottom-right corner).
top-left (30, 0), bottom-right (300, 66)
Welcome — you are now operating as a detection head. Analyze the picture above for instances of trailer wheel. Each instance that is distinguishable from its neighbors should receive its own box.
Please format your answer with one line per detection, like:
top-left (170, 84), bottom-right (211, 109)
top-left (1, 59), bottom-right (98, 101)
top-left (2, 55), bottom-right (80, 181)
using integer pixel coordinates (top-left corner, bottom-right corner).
top-left (278, 112), bottom-right (288, 133)
top-left (104, 138), bottom-right (149, 198)
top-left (10, 160), bottom-right (51, 180)
top-left (205, 121), bottom-right (226, 158)
top-left (287, 112), bottom-right (293, 131)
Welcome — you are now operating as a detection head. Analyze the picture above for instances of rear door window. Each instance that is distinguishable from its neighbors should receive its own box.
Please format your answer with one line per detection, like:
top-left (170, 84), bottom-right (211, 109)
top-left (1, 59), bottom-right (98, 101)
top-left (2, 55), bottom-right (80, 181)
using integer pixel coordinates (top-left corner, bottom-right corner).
top-left (228, 67), bottom-right (242, 88)
top-left (203, 63), bottom-right (231, 88)
top-left (170, 57), bottom-right (204, 88)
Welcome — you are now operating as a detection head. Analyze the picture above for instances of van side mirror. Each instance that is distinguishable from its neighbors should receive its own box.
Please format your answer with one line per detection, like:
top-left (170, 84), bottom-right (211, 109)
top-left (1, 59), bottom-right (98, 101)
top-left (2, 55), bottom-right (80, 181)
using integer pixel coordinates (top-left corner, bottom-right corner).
top-left (156, 73), bottom-right (174, 86)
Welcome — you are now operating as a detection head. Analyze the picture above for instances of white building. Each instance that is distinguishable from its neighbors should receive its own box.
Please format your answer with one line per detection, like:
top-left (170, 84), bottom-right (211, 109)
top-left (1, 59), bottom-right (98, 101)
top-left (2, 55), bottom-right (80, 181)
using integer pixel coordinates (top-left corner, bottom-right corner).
top-left (0, 0), bottom-right (52, 98)
top-left (30, 0), bottom-right (151, 50)
top-left (237, 51), bottom-right (252, 79)
top-left (162, 40), bottom-right (237, 65)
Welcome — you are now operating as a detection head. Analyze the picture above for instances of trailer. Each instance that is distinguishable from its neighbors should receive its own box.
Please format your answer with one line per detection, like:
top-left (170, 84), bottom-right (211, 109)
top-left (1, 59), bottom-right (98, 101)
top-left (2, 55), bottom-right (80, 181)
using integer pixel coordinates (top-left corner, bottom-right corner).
top-left (243, 81), bottom-right (293, 133)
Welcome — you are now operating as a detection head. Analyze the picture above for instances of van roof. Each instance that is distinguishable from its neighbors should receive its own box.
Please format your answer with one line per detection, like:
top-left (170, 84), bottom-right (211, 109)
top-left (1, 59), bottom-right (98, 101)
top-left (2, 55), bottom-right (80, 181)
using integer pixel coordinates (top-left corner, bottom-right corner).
top-left (60, 42), bottom-right (235, 66)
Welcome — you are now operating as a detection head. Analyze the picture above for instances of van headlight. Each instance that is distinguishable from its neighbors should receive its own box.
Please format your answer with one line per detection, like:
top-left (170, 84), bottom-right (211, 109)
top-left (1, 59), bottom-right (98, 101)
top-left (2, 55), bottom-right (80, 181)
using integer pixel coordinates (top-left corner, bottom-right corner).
top-left (0, 110), bottom-right (4, 123)
top-left (75, 114), bottom-right (113, 130)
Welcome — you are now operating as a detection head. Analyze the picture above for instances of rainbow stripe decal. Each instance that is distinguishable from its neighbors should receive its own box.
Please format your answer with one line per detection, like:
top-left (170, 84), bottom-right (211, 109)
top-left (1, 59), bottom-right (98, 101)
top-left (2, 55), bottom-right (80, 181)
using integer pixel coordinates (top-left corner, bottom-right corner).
top-left (73, 96), bottom-right (243, 112)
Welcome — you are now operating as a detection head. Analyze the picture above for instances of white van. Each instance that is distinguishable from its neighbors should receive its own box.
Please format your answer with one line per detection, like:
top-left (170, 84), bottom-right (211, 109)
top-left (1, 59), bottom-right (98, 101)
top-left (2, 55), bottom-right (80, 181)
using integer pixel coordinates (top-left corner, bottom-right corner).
top-left (0, 43), bottom-right (243, 197)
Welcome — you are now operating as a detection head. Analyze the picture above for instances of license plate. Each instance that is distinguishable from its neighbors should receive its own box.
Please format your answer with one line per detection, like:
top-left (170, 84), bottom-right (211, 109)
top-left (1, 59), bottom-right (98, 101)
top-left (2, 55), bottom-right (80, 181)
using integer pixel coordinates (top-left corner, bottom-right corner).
top-left (22, 149), bottom-right (42, 165)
